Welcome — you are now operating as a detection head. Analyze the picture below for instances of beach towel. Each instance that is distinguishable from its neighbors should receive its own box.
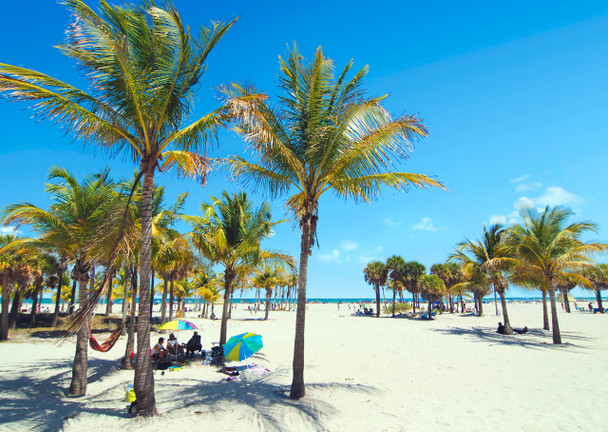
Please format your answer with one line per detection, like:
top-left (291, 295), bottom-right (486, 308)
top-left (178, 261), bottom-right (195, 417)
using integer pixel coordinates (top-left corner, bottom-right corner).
top-left (89, 322), bottom-right (126, 352)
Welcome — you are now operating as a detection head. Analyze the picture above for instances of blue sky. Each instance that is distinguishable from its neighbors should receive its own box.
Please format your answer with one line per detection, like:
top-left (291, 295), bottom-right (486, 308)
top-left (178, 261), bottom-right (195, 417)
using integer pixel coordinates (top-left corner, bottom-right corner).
top-left (1, 1), bottom-right (608, 298)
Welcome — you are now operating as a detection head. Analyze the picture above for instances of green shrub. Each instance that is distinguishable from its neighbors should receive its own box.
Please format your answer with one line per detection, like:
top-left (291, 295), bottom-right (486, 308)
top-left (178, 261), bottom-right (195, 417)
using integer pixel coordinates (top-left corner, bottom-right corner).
top-left (383, 302), bottom-right (412, 315)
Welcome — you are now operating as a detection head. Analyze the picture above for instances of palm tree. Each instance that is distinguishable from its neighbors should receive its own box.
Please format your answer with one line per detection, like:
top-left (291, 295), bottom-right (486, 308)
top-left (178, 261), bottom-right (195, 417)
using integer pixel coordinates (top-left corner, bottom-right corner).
top-left (363, 261), bottom-right (387, 317)
top-left (503, 206), bottom-right (606, 344)
top-left (419, 274), bottom-right (446, 319)
top-left (450, 224), bottom-right (515, 334)
top-left (1, 168), bottom-right (116, 395)
top-left (252, 267), bottom-right (280, 320)
top-left (386, 256), bottom-right (407, 317)
top-left (586, 264), bottom-right (608, 311)
top-left (0, 2), bottom-right (236, 415)
top-left (430, 262), bottom-right (462, 313)
top-left (0, 234), bottom-right (18, 340)
top-left (403, 261), bottom-right (426, 313)
top-left (223, 47), bottom-right (443, 397)
top-left (189, 191), bottom-right (292, 355)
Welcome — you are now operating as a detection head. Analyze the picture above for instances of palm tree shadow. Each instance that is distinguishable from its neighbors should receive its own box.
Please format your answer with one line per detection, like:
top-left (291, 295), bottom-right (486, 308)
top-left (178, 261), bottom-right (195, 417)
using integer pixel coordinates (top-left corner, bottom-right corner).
top-left (159, 375), bottom-right (378, 432)
top-left (0, 358), bottom-right (128, 432)
top-left (432, 326), bottom-right (591, 349)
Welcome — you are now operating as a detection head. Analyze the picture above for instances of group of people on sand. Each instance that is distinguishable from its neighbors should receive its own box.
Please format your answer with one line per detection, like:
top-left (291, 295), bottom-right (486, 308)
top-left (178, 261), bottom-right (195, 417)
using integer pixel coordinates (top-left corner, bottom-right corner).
top-left (151, 331), bottom-right (202, 362)
top-left (353, 307), bottom-right (374, 316)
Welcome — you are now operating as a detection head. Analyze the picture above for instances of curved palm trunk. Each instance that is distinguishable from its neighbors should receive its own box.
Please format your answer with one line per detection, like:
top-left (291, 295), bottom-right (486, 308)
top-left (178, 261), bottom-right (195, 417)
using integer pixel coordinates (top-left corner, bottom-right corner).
top-left (169, 280), bottom-right (175, 322)
top-left (290, 219), bottom-right (312, 400)
top-left (9, 286), bottom-right (22, 329)
top-left (595, 289), bottom-right (603, 311)
top-left (104, 273), bottom-right (114, 318)
top-left (134, 168), bottom-right (157, 416)
top-left (374, 284), bottom-right (381, 317)
top-left (498, 290), bottom-right (513, 335)
top-left (264, 287), bottom-right (271, 320)
top-left (52, 270), bottom-right (64, 328)
top-left (1, 269), bottom-right (12, 340)
top-left (160, 278), bottom-right (168, 325)
top-left (68, 276), bottom-right (89, 396)
top-left (562, 287), bottom-right (571, 313)
top-left (68, 279), bottom-right (77, 314)
top-left (219, 271), bottom-right (236, 358)
top-left (123, 271), bottom-right (138, 370)
top-left (542, 290), bottom-right (550, 330)
top-left (547, 280), bottom-right (561, 344)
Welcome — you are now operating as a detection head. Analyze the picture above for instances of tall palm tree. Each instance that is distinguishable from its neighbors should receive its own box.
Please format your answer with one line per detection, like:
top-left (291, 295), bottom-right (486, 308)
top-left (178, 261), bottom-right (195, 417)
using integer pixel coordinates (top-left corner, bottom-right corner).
top-left (1, 168), bottom-right (116, 395)
top-left (586, 264), bottom-right (608, 311)
top-left (503, 207), bottom-right (607, 343)
top-left (403, 261), bottom-right (426, 313)
top-left (0, 1), bottom-right (236, 415)
top-left (223, 47), bottom-right (443, 397)
top-left (430, 262), bottom-right (462, 313)
top-left (386, 255), bottom-right (407, 317)
top-left (189, 191), bottom-right (292, 355)
top-left (252, 267), bottom-right (281, 320)
top-left (419, 274), bottom-right (446, 319)
top-left (363, 261), bottom-right (387, 317)
top-left (0, 234), bottom-right (18, 340)
top-left (450, 224), bottom-right (515, 334)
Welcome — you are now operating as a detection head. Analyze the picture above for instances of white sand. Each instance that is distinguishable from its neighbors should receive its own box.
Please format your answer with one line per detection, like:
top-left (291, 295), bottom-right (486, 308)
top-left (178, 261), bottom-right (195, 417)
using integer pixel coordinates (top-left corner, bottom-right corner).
top-left (1, 302), bottom-right (607, 432)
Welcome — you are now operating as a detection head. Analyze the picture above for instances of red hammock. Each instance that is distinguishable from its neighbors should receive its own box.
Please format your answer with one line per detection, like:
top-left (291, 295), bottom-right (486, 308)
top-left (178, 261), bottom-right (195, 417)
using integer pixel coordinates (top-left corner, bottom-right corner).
top-left (89, 322), bottom-right (125, 352)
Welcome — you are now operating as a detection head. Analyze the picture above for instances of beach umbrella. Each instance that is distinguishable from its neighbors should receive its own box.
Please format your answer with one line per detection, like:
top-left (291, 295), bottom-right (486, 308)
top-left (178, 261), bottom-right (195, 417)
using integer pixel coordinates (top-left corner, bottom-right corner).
top-left (158, 319), bottom-right (198, 330)
top-left (223, 332), bottom-right (263, 362)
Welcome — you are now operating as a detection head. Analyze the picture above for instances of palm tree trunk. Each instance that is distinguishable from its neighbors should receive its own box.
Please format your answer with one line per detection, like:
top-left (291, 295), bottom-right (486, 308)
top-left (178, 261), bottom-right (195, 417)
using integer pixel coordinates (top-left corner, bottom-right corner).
top-left (264, 288), bottom-right (271, 320)
top-left (547, 281), bottom-right (562, 344)
top-left (427, 299), bottom-right (432, 320)
top-left (595, 289), bottom-right (603, 311)
top-left (392, 288), bottom-right (396, 317)
top-left (121, 272), bottom-right (130, 336)
top-left (498, 291), bottom-right (513, 335)
top-left (1, 269), bottom-right (12, 341)
top-left (104, 272), bottom-right (114, 318)
top-left (562, 287), bottom-right (571, 313)
top-left (68, 276), bottom-right (90, 396)
top-left (160, 278), bottom-right (168, 325)
top-left (494, 288), bottom-right (498, 316)
top-left (374, 283), bottom-right (381, 317)
top-left (31, 284), bottom-right (41, 325)
top-left (290, 217), bottom-right (312, 400)
top-left (68, 278), bottom-right (77, 314)
top-left (169, 280), bottom-right (175, 321)
top-left (9, 286), bottom-right (22, 329)
top-left (412, 291), bottom-right (416, 313)
top-left (149, 270), bottom-right (155, 316)
top-left (52, 270), bottom-right (64, 328)
top-left (542, 290), bottom-right (550, 330)
top-left (133, 167), bottom-right (157, 416)
top-left (123, 271), bottom-right (138, 370)
top-left (219, 271), bottom-right (235, 352)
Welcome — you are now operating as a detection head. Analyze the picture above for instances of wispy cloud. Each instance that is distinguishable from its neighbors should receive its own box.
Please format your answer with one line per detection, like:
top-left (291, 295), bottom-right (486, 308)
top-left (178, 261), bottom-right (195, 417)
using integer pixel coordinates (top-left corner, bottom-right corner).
top-left (488, 214), bottom-right (506, 225)
top-left (515, 182), bottom-right (542, 192)
top-left (510, 174), bottom-right (531, 183)
top-left (384, 217), bottom-right (402, 227)
top-left (341, 241), bottom-right (358, 251)
top-left (317, 249), bottom-right (342, 263)
top-left (412, 217), bottom-right (441, 232)
top-left (358, 255), bottom-right (381, 264)
top-left (534, 186), bottom-right (581, 207)
top-left (0, 226), bottom-right (19, 235)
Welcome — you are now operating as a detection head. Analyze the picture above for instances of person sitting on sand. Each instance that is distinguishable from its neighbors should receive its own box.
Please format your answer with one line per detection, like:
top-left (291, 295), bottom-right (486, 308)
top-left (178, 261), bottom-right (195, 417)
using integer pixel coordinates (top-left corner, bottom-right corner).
top-left (497, 322), bottom-right (506, 334)
top-left (151, 337), bottom-right (168, 361)
top-left (167, 333), bottom-right (186, 359)
top-left (186, 331), bottom-right (202, 359)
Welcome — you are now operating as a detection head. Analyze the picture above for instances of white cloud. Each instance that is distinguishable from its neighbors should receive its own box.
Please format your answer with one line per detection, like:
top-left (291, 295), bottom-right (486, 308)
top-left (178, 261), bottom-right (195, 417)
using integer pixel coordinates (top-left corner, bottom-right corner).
top-left (515, 197), bottom-right (535, 211)
top-left (384, 217), bottom-right (402, 227)
top-left (515, 182), bottom-right (542, 192)
top-left (358, 255), bottom-right (381, 264)
top-left (317, 249), bottom-right (342, 263)
top-left (374, 246), bottom-right (383, 252)
top-left (510, 174), bottom-right (531, 183)
top-left (534, 186), bottom-right (581, 207)
top-left (508, 218), bottom-right (520, 225)
top-left (341, 241), bottom-right (358, 251)
top-left (412, 217), bottom-right (438, 232)
top-left (0, 226), bottom-right (19, 235)
top-left (488, 214), bottom-right (506, 225)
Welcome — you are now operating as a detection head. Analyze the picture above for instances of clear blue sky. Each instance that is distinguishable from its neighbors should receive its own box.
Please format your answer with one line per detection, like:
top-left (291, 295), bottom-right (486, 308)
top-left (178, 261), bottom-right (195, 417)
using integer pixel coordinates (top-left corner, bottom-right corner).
top-left (1, 1), bottom-right (608, 298)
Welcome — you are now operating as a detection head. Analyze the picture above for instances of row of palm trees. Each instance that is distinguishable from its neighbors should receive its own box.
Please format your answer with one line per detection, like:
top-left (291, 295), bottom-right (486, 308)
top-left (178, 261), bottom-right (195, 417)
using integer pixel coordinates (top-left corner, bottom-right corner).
top-left (0, 0), bottom-right (441, 413)
top-left (364, 206), bottom-right (607, 345)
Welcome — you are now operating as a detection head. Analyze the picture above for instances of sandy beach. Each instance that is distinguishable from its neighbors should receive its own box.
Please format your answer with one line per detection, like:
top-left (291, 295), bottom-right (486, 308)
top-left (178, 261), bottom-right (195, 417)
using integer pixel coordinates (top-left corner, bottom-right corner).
top-left (1, 302), bottom-right (607, 432)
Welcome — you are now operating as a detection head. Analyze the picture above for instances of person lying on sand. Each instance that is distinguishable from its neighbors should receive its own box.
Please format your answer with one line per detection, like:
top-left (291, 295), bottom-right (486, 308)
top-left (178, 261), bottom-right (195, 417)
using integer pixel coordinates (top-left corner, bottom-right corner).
top-left (497, 322), bottom-right (528, 335)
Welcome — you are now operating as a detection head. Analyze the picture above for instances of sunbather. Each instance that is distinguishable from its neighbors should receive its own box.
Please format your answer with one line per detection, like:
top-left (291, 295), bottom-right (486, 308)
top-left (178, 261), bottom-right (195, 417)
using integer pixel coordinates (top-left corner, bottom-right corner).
top-left (151, 337), bottom-right (168, 361)
top-left (167, 333), bottom-right (186, 359)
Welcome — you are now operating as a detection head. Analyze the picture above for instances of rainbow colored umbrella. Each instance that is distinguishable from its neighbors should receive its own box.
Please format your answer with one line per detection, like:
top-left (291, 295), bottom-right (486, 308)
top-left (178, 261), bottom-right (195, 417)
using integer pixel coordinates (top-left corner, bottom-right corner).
top-left (159, 319), bottom-right (198, 330)
top-left (223, 333), bottom-right (263, 362)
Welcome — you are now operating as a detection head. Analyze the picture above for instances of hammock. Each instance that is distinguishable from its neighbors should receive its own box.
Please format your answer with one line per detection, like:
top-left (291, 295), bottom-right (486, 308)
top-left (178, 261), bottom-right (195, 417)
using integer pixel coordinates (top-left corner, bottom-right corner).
top-left (89, 322), bottom-right (126, 352)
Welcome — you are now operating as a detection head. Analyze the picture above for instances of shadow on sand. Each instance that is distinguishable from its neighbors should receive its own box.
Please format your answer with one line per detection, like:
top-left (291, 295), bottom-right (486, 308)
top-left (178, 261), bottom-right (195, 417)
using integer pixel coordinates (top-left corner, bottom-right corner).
top-left (0, 358), bottom-right (127, 432)
top-left (432, 325), bottom-right (591, 349)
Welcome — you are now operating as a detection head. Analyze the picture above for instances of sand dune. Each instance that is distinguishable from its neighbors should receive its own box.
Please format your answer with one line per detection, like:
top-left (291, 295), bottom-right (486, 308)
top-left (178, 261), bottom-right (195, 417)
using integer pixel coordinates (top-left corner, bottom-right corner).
top-left (0, 302), bottom-right (606, 431)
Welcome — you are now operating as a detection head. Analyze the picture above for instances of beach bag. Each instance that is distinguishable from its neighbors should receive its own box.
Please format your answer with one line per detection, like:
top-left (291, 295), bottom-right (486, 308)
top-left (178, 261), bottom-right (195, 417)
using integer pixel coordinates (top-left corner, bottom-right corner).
top-left (157, 360), bottom-right (172, 370)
